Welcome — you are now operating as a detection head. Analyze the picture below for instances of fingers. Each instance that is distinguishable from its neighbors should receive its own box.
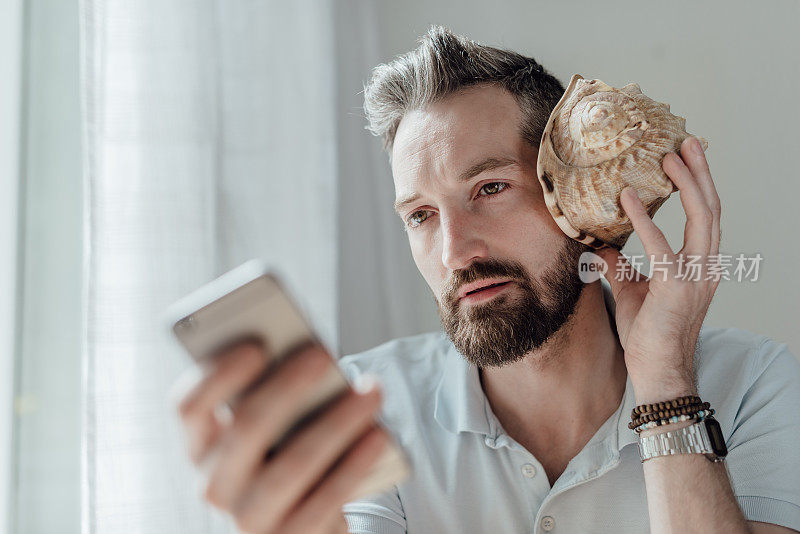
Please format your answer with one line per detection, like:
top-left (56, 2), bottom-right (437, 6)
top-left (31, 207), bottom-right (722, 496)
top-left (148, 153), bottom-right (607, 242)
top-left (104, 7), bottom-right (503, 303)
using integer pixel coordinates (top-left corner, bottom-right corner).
top-left (679, 136), bottom-right (722, 256)
top-left (276, 426), bottom-right (390, 534)
top-left (174, 337), bottom-right (392, 534)
top-left (204, 344), bottom-right (332, 509)
top-left (231, 385), bottom-right (384, 533)
top-left (662, 153), bottom-right (712, 256)
top-left (662, 137), bottom-right (720, 257)
top-left (619, 186), bottom-right (674, 262)
top-left (177, 342), bottom-right (268, 464)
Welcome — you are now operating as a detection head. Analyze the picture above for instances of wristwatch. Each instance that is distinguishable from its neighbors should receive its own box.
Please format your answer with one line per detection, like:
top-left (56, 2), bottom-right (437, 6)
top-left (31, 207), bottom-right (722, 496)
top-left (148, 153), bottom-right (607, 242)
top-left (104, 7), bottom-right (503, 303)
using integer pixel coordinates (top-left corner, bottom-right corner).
top-left (638, 417), bottom-right (728, 463)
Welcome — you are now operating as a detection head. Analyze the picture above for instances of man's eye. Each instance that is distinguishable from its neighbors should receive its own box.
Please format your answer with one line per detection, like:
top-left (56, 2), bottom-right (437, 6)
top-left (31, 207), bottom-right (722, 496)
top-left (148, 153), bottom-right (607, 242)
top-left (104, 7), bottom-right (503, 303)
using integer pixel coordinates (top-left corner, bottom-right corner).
top-left (406, 210), bottom-right (429, 228)
top-left (479, 182), bottom-right (508, 196)
top-left (405, 183), bottom-right (508, 229)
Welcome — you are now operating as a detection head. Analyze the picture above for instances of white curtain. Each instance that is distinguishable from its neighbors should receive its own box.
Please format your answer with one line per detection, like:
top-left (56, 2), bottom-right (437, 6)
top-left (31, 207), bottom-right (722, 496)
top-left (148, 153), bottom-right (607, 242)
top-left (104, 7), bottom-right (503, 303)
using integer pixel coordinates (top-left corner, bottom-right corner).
top-left (80, 1), bottom-right (438, 532)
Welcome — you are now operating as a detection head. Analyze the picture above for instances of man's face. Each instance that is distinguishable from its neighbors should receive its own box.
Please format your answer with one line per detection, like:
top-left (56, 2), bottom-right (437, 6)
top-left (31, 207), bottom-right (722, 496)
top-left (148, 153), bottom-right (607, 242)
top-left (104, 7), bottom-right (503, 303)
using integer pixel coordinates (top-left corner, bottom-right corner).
top-left (391, 84), bottom-right (588, 368)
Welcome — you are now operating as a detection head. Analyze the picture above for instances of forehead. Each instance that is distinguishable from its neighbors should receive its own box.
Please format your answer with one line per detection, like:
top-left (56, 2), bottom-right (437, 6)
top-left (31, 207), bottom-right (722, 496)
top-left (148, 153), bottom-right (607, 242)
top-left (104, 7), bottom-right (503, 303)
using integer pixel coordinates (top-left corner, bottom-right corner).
top-left (391, 85), bottom-right (527, 196)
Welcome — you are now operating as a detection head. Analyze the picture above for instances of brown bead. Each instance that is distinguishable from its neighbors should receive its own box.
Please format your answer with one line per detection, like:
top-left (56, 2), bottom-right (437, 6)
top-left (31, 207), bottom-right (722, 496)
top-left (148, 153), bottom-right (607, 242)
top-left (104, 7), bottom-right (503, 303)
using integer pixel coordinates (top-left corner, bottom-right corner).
top-left (630, 396), bottom-right (710, 427)
top-left (630, 403), bottom-right (709, 426)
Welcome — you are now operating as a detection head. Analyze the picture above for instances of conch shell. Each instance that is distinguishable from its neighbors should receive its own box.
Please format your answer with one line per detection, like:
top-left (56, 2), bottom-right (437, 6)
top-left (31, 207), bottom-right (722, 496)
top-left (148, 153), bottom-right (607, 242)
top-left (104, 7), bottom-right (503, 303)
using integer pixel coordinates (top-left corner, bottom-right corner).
top-left (536, 74), bottom-right (708, 250)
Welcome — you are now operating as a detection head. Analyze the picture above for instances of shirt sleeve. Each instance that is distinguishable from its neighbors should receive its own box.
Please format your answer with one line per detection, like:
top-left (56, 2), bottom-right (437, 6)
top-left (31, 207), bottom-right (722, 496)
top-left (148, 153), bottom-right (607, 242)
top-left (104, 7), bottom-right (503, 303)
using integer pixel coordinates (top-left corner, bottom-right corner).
top-left (341, 484), bottom-right (407, 534)
top-left (726, 337), bottom-right (800, 531)
top-left (336, 355), bottom-right (408, 533)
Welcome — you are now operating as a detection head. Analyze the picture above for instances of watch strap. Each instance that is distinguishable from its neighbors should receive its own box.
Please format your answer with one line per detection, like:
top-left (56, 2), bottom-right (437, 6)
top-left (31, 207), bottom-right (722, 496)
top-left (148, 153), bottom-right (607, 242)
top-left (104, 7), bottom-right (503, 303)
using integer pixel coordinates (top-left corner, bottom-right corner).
top-left (638, 418), bottom-right (727, 463)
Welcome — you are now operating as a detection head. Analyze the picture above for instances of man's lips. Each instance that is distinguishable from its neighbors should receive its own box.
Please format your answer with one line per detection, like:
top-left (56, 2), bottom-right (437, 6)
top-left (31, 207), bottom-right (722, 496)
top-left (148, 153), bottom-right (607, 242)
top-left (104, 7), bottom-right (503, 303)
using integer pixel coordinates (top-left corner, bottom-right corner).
top-left (457, 279), bottom-right (512, 300)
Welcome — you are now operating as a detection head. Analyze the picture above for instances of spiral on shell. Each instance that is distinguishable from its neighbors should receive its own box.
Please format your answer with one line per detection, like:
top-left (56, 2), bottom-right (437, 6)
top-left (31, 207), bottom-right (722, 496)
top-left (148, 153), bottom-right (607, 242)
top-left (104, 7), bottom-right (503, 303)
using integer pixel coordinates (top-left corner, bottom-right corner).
top-left (536, 74), bottom-right (708, 250)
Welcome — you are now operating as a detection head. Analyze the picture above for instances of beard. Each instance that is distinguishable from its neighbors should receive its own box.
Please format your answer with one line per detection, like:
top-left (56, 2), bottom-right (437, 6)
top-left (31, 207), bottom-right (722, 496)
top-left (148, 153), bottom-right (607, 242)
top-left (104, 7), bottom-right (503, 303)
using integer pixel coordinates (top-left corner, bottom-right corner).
top-left (435, 237), bottom-right (589, 368)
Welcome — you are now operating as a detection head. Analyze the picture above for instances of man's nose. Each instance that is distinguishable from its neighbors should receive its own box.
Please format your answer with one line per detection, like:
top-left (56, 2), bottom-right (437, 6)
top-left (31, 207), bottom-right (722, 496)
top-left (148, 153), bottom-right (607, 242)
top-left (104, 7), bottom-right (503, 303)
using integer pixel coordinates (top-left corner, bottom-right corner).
top-left (440, 211), bottom-right (489, 271)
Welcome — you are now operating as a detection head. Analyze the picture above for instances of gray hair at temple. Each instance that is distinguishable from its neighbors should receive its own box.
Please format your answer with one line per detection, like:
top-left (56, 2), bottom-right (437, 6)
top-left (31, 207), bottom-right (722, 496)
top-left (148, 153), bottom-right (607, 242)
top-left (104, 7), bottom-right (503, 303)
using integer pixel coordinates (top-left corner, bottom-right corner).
top-left (363, 25), bottom-right (566, 162)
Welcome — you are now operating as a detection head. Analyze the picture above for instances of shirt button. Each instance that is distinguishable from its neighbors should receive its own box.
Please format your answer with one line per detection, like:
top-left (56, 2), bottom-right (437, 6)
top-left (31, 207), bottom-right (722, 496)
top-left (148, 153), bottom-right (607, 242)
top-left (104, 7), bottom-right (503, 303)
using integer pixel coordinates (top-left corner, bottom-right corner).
top-left (541, 516), bottom-right (555, 531)
top-left (521, 463), bottom-right (536, 478)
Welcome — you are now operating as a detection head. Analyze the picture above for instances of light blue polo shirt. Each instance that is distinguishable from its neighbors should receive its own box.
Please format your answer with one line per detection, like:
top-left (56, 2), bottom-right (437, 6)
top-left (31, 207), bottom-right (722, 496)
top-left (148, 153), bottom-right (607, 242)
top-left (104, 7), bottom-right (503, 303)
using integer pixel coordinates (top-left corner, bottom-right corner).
top-left (337, 280), bottom-right (800, 533)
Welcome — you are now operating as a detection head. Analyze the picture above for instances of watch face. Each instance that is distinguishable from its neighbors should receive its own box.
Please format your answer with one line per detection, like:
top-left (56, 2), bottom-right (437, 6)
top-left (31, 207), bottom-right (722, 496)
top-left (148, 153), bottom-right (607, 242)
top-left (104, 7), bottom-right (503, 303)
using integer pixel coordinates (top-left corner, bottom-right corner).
top-left (704, 418), bottom-right (728, 457)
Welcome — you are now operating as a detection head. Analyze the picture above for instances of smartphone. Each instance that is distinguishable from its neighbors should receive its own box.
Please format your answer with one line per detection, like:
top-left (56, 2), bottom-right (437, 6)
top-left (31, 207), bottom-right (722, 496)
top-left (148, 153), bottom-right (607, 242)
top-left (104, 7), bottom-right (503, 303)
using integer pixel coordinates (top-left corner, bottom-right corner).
top-left (163, 259), bottom-right (411, 501)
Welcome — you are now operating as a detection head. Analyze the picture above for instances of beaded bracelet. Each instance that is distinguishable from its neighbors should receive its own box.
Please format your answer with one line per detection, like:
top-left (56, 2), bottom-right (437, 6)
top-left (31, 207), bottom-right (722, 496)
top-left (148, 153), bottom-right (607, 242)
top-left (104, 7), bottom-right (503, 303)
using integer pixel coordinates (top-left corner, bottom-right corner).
top-left (632, 408), bottom-right (715, 434)
top-left (629, 403), bottom-right (709, 429)
top-left (631, 395), bottom-right (702, 417)
top-left (629, 402), bottom-right (711, 429)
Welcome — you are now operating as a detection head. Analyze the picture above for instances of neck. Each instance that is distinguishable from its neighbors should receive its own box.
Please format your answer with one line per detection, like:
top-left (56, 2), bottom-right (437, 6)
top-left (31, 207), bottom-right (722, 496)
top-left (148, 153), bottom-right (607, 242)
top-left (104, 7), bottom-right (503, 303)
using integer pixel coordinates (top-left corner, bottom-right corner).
top-left (479, 281), bottom-right (627, 456)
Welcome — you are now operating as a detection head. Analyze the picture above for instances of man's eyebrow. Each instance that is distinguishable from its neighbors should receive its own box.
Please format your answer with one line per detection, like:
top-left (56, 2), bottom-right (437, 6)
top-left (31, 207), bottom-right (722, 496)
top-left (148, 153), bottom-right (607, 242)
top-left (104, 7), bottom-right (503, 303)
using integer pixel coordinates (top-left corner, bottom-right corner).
top-left (393, 156), bottom-right (518, 215)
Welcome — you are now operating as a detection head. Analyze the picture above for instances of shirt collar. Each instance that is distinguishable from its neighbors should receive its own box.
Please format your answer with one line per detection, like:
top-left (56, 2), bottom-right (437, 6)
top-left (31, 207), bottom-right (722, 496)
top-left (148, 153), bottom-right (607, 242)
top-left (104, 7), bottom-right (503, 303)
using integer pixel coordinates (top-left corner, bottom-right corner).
top-left (433, 278), bottom-right (638, 452)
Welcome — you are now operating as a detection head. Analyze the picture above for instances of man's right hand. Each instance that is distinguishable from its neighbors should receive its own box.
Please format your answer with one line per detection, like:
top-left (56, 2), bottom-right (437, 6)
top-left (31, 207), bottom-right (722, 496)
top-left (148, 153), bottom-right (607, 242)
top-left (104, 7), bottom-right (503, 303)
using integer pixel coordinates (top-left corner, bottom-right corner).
top-left (174, 341), bottom-right (388, 534)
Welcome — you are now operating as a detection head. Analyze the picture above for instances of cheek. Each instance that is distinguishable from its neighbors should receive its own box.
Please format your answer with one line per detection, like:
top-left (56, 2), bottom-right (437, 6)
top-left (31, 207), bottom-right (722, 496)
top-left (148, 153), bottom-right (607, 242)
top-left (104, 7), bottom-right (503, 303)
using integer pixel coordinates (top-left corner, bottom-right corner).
top-left (409, 234), bottom-right (445, 293)
top-left (486, 190), bottom-right (566, 265)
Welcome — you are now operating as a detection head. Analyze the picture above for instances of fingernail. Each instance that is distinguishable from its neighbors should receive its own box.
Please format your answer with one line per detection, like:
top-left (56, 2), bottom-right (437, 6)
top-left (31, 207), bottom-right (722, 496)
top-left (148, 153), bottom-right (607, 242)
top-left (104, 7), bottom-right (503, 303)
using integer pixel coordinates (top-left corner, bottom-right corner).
top-left (353, 372), bottom-right (381, 395)
top-left (692, 137), bottom-right (704, 155)
top-left (624, 187), bottom-right (640, 201)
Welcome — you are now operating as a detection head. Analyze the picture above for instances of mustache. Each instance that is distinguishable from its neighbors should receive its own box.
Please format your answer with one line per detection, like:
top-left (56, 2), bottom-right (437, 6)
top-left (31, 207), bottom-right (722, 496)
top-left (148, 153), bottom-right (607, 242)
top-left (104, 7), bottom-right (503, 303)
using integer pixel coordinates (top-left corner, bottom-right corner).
top-left (440, 238), bottom-right (589, 307)
top-left (443, 258), bottom-right (530, 304)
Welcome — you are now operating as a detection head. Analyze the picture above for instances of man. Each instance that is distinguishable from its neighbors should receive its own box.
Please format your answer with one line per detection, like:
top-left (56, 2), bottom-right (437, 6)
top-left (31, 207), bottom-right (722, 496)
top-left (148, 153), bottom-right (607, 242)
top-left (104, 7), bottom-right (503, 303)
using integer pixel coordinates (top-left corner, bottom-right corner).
top-left (176, 26), bottom-right (800, 533)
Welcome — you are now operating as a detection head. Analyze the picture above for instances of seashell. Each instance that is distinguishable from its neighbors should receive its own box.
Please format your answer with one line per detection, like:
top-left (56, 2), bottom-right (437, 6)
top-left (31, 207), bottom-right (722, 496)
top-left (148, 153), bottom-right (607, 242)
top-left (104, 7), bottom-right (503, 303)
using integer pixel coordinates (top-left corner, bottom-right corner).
top-left (536, 73), bottom-right (708, 250)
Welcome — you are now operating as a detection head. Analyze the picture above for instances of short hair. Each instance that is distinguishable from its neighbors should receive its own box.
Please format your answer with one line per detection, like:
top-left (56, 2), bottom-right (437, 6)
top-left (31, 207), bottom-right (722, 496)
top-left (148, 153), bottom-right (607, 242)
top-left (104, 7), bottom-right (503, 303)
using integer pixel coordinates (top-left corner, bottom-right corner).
top-left (363, 25), bottom-right (565, 162)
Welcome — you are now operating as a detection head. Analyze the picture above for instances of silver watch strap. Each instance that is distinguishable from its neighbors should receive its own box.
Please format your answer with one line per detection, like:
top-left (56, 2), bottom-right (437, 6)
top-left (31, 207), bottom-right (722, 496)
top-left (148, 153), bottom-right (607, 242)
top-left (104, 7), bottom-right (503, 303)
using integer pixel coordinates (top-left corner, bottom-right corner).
top-left (638, 421), bottom-right (723, 463)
